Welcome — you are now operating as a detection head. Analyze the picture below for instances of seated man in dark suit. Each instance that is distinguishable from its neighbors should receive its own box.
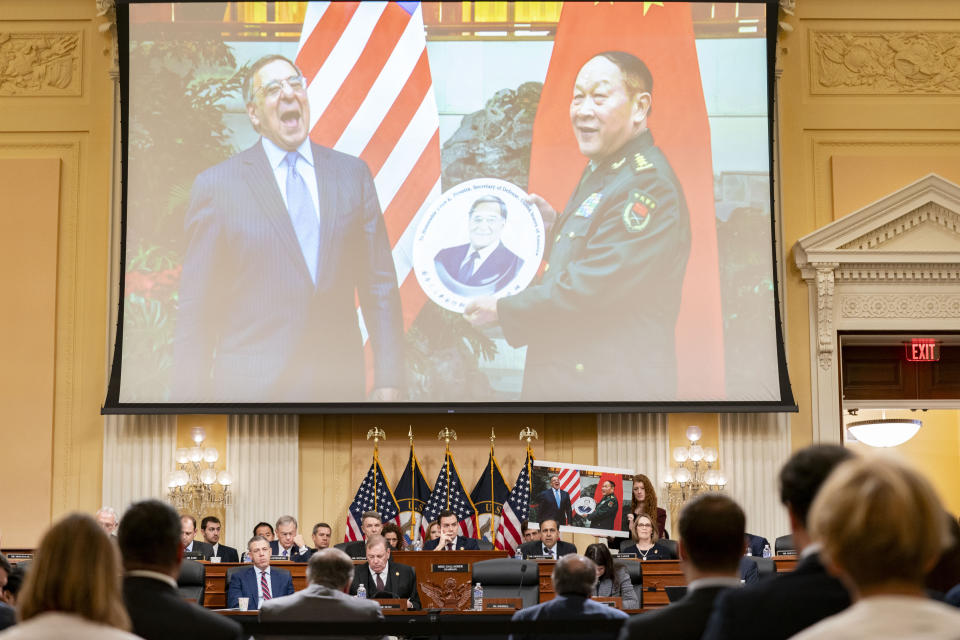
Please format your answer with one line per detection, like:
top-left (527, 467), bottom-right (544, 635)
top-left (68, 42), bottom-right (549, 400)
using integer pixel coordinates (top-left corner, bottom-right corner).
top-left (745, 532), bottom-right (770, 558)
top-left (510, 554), bottom-right (627, 640)
top-left (201, 515), bottom-right (239, 563)
top-left (350, 535), bottom-right (421, 609)
top-left (228, 535), bottom-right (295, 609)
top-left (119, 499), bottom-right (242, 640)
top-left (434, 195), bottom-right (524, 294)
top-left (271, 515), bottom-right (311, 562)
top-left (536, 475), bottom-right (573, 525)
top-left (423, 510), bottom-right (480, 551)
top-left (180, 514), bottom-right (215, 559)
top-left (260, 547), bottom-right (384, 640)
top-left (300, 522), bottom-right (333, 561)
top-left (342, 510), bottom-right (384, 558)
top-left (619, 494), bottom-right (748, 640)
top-left (519, 519), bottom-right (576, 559)
top-left (702, 445), bottom-right (854, 640)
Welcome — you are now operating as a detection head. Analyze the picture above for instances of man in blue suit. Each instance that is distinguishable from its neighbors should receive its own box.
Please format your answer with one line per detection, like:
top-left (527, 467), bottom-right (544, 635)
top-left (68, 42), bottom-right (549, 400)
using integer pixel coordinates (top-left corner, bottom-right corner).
top-left (434, 195), bottom-right (524, 294)
top-left (423, 511), bottom-right (480, 551)
top-left (510, 554), bottom-right (627, 640)
top-left (174, 54), bottom-right (403, 404)
top-left (227, 536), bottom-right (294, 609)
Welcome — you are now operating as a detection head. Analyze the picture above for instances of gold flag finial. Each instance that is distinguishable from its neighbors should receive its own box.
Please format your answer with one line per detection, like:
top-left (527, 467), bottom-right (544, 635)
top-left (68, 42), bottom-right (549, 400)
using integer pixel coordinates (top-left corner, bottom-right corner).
top-left (490, 426), bottom-right (497, 448)
top-left (519, 426), bottom-right (539, 448)
top-left (408, 425), bottom-right (414, 444)
top-left (437, 426), bottom-right (457, 452)
top-left (366, 426), bottom-right (386, 453)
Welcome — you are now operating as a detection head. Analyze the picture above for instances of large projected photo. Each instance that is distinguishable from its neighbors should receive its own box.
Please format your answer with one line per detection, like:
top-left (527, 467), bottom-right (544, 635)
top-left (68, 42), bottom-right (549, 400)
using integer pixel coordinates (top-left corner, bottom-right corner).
top-left (110, 1), bottom-right (789, 409)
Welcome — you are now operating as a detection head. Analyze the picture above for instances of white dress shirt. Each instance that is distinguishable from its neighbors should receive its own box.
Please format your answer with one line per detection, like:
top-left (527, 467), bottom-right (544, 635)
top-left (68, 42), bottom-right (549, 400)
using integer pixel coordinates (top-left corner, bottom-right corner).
top-left (255, 566), bottom-right (272, 601)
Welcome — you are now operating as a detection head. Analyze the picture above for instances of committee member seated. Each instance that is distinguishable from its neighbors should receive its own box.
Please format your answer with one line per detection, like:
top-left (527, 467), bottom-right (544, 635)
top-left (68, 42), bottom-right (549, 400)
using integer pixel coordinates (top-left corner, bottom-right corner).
top-left (349, 535), bottom-right (420, 610)
top-left (518, 519), bottom-right (576, 559)
top-left (271, 515), bottom-right (310, 562)
top-left (702, 445), bottom-right (854, 640)
top-left (521, 521), bottom-right (540, 543)
top-left (201, 516), bottom-right (239, 563)
top-left (119, 500), bottom-right (241, 640)
top-left (300, 522), bottom-right (333, 562)
top-left (620, 514), bottom-right (675, 560)
top-left (510, 554), bottom-right (628, 640)
top-left (792, 456), bottom-right (960, 640)
top-left (260, 548), bottom-right (385, 640)
top-left (380, 522), bottom-right (405, 551)
top-left (424, 511), bottom-right (480, 551)
top-left (180, 515), bottom-right (214, 559)
top-left (342, 511), bottom-right (384, 558)
top-left (584, 543), bottom-right (639, 609)
top-left (619, 494), bottom-right (747, 640)
top-left (227, 536), bottom-right (294, 609)
top-left (243, 522), bottom-right (276, 561)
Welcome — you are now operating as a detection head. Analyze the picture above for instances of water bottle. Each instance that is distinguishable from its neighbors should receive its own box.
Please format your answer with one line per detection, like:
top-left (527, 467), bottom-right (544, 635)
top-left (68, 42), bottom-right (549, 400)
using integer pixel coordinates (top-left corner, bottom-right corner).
top-left (745, 548), bottom-right (753, 556)
top-left (515, 547), bottom-right (523, 560)
top-left (356, 584), bottom-right (367, 599)
top-left (412, 538), bottom-right (423, 552)
top-left (762, 544), bottom-right (772, 559)
top-left (473, 582), bottom-right (483, 611)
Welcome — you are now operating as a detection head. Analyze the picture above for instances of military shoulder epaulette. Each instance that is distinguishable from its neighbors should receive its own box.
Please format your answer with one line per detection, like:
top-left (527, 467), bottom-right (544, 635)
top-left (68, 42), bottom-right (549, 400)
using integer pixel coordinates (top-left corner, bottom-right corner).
top-left (633, 153), bottom-right (655, 173)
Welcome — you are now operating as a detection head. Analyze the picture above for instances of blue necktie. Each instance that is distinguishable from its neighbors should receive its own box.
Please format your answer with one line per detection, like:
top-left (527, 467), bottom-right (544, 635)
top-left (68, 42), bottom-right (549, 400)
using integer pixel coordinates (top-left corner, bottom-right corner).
top-left (458, 250), bottom-right (480, 282)
top-left (554, 489), bottom-right (561, 507)
top-left (284, 151), bottom-right (319, 283)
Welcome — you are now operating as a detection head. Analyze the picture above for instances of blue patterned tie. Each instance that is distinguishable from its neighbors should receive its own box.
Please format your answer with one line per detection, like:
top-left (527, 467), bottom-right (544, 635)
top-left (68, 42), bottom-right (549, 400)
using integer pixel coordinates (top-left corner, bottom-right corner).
top-left (284, 151), bottom-right (319, 283)
top-left (458, 250), bottom-right (480, 282)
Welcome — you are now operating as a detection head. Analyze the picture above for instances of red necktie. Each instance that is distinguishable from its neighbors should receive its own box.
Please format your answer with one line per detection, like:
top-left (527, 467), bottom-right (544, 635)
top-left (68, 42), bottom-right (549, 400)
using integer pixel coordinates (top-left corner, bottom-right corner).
top-left (446, 542), bottom-right (454, 551)
top-left (260, 570), bottom-right (271, 602)
top-left (376, 573), bottom-right (385, 592)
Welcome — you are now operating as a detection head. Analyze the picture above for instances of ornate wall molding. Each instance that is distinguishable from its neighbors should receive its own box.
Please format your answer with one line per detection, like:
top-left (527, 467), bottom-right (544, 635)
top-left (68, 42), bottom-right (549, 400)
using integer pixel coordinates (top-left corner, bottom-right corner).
top-left (840, 294), bottom-right (960, 319)
top-left (815, 264), bottom-right (837, 370)
top-left (839, 202), bottom-right (960, 250)
top-left (0, 31), bottom-right (82, 96)
top-left (810, 30), bottom-right (960, 95)
top-left (837, 263), bottom-right (960, 282)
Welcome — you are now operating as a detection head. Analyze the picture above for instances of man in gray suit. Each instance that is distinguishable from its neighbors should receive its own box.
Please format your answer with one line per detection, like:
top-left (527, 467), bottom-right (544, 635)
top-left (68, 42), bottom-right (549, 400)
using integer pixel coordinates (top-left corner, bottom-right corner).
top-left (260, 547), bottom-right (385, 640)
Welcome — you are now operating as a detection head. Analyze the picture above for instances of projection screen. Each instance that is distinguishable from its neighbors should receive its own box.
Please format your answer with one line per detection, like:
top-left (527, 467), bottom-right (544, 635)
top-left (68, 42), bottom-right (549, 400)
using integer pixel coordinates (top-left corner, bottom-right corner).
top-left (105, 0), bottom-right (795, 412)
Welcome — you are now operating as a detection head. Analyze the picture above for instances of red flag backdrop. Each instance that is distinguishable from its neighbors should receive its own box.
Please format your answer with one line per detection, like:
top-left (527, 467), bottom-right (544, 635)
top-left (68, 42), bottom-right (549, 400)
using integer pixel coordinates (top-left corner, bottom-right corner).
top-left (528, 2), bottom-right (725, 398)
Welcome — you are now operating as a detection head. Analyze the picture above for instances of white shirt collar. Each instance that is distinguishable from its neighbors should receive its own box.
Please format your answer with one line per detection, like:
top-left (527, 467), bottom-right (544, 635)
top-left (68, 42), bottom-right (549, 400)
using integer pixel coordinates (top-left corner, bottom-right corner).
top-left (465, 240), bottom-right (498, 265)
top-left (255, 565), bottom-right (271, 577)
top-left (687, 577), bottom-right (743, 593)
top-left (543, 542), bottom-right (558, 554)
top-left (262, 136), bottom-right (315, 170)
top-left (374, 562), bottom-right (390, 584)
top-left (127, 569), bottom-right (178, 590)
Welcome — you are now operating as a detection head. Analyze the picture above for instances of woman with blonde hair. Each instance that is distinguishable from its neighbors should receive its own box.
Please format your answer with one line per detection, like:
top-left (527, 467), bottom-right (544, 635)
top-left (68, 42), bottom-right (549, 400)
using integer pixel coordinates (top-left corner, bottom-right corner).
top-left (622, 474), bottom-right (668, 540)
top-left (0, 514), bottom-right (137, 639)
top-left (620, 513), bottom-right (676, 561)
top-left (792, 455), bottom-right (960, 639)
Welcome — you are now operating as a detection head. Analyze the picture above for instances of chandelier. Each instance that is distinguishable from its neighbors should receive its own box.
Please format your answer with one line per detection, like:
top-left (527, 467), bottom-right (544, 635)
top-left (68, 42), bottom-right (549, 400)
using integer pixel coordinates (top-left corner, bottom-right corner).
top-left (167, 426), bottom-right (233, 513)
top-left (662, 425), bottom-right (726, 510)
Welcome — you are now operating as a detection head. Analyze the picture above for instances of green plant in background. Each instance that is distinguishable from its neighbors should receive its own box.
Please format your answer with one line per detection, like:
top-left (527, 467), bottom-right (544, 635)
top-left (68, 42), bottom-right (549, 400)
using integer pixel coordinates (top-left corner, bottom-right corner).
top-left (122, 39), bottom-right (246, 400)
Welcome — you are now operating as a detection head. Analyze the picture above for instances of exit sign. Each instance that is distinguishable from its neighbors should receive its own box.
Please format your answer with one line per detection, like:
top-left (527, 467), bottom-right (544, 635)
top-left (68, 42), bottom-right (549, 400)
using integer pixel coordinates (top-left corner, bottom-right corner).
top-left (906, 338), bottom-right (940, 362)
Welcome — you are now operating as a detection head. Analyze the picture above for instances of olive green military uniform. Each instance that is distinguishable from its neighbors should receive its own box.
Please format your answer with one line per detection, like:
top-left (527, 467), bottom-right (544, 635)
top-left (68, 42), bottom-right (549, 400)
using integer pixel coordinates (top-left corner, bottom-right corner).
top-left (591, 493), bottom-right (619, 530)
top-left (498, 129), bottom-right (691, 401)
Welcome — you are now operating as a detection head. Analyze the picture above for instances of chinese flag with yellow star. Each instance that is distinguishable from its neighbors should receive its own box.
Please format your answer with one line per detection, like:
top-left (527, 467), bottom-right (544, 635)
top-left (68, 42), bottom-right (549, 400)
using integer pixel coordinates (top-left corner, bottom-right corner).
top-left (528, 1), bottom-right (725, 399)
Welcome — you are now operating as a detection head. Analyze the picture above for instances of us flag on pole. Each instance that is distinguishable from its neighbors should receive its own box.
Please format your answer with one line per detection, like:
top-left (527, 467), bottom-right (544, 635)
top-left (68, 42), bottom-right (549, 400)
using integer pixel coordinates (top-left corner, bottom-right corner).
top-left (558, 467), bottom-right (582, 504)
top-left (295, 1), bottom-right (440, 355)
top-left (495, 450), bottom-right (533, 555)
top-left (422, 452), bottom-right (478, 539)
top-left (344, 458), bottom-right (401, 542)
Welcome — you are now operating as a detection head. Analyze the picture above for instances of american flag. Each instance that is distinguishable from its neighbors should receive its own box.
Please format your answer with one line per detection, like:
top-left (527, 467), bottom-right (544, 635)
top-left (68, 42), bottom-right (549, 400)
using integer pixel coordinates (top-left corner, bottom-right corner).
top-left (558, 467), bottom-right (582, 504)
top-left (295, 2), bottom-right (439, 341)
top-left (422, 452), bottom-right (478, 539)
top-left (344, 458), bottom-right (401, 542)
top-left (495, 450), bottom-right (533, 554)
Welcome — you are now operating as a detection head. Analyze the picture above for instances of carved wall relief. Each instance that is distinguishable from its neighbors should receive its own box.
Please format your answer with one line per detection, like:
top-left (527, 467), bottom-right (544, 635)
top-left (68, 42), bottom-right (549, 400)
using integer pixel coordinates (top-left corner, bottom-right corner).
top-left (840, 294), bottom-right (960, 319)
top-left (0, 31), bottom-right (81, 96)
top-left (811, 30), bottom-right (960, 94)
top-left (815, 265), bottom-right (837, 370)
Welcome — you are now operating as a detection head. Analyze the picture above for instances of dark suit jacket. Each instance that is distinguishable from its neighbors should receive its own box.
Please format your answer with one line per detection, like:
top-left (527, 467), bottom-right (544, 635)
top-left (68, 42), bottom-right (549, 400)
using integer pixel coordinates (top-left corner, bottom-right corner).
top-left (701, 551), bottom-right (851, 640)
top-left (434, 241), bottom-right (523, 290)
top-left (124, 575), bottom-right (242, 640)
top-left (0, 602), bottom-right (14, 632)
top-left (350, 561), bottom-right (421, 609)
top-left (174, 140), bottom-right (403, 402)
top-left (423, 536), bottom-right (480, 551)
top-left (618, 585), bottom-right (733, 640)
top-left (745, 533), bottom-right (770, 558)
top-left (227, 566), bottom-right (295, 609)
top-left (341, 540), bottom-right (367, 558)
top-left (620, 540), bottom-right (676, 560)
top-left (740, 556), bottom-right (760, 585)
top-left (518, 539), bottom-right (577, 559)
top-left (211, 543), bottom-right (239, 563)
top-left (510, 594), bottom-right (628, 640)
top-left (537, 487), bottom-right (573, 525)
top-left (184, 540), bottom-right (215, 559)
top-left (270, 540), bottom-right (310, 562)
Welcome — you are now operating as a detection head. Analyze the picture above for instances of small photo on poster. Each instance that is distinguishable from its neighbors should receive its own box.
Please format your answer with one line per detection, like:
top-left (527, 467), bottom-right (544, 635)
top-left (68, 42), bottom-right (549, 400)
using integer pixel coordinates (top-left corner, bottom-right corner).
top-left (530, 460), bottom-right (634, 538)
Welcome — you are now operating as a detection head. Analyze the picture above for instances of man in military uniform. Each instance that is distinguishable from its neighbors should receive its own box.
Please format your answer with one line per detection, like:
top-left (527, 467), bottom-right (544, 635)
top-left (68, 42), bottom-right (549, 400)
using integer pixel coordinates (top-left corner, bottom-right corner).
top-left (464, 51), bottom-right (691, 401)
top-left (591, 480), bottom-right (619, 530)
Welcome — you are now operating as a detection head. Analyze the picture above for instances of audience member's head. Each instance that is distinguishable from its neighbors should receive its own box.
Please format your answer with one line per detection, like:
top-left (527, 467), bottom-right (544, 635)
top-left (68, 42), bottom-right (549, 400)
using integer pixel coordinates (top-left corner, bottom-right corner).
top-left (253, 521), bottom-right (275, 541)
top-left (311, 523), bottom-right (332, 550)
top-left (583, 543), bottom-right (616, 581)
top-left (552, 554), bottom-right (598, 597)
top-left (200, 516), bottom-right (222, 545)
top-left (360, 511), bottom-right (383, 539)
top-left (365, 535), bottom-right (390, 575)
top-left (95, 507), bottom-right (119, 536)
top-left (779, 444), bottom-right (854, 549)
top-left (18, 513), bottom-right (130, 630)
top-left (427, 521), bottom-right (441, 540)
top-left (179, 515), bottom-right (198, 549)
top-left (521, 520), bottom-right (540, 542)
top-left (307, 548), bottom-right (355, 592)
top-left (540, 519), bottom-right (560, 549)
top-left (275, 515), bottom-right (299, 550)
top-left (118, 499), bottom-right (183, 576)
top-left (247, 535), bottom-right (272, 570)
top-left (810, 455), bottom-right (948, 597)
top-left (925, 512), bottom-right (960, 596)
top-left (1, 565), bottom-right (25, 607)
top-left (677, 494), bottom-right (746, 579)
top-left (381, 522), bottom-right (405, 551)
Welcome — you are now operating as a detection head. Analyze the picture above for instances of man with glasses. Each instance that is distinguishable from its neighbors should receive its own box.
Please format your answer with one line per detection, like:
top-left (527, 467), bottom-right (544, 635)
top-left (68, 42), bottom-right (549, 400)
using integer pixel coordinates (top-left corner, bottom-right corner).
top-left (174, 54), bottom-right (403, 404)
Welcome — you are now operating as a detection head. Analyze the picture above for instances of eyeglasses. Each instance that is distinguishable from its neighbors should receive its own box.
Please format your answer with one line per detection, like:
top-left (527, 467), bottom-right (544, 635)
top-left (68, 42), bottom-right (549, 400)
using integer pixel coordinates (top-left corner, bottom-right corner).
top-left (636, 523), bottom-right (653, 528)
top-left (253, 75), bottom-right (306, 100)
